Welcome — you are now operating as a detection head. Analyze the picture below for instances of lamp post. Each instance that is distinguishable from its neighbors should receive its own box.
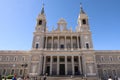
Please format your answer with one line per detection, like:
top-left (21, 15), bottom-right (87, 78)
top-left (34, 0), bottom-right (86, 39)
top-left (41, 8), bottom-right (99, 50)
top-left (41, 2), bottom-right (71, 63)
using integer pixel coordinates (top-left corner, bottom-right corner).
top-left (21, 63), bottom-right (28, 78)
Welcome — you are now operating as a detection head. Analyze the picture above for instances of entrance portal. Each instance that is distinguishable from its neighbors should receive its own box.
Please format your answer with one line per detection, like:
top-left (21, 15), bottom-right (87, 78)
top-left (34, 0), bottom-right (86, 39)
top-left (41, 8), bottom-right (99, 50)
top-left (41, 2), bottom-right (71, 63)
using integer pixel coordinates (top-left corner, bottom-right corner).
top-left (46, 66), bottom-right (50, 75)
top-left (59, 64), bottom-right (65, 75)
top-left (75, 66), bottom-right (79, 75)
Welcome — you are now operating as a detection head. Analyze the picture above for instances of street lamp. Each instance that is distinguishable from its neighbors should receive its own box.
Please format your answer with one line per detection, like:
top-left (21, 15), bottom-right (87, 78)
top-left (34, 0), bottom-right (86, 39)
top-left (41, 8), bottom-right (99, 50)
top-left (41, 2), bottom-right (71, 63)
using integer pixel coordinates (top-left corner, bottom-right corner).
top-left (21, 63), bottom-right (28, 78)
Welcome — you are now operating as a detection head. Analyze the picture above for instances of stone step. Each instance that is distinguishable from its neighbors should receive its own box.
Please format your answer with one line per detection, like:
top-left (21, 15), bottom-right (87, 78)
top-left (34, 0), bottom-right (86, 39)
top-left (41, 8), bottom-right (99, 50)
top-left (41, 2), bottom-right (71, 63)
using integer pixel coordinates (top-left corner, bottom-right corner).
top-left (37, 76), bottom-right (98, 80)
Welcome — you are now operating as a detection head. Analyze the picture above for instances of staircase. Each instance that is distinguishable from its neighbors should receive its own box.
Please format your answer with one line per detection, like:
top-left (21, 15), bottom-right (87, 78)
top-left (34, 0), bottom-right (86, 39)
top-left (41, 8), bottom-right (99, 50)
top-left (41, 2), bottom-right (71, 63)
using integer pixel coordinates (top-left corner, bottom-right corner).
top-left (37, 76), bottom-right (98, 80)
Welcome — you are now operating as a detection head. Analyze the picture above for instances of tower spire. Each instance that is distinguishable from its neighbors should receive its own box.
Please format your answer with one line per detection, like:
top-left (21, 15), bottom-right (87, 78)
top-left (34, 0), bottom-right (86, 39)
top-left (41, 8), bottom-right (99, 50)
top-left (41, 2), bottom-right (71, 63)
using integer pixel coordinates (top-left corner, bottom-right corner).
top-left (80, 3), bottom-right (85, 14)
top-left (41, 3), bottom-right (45, 14)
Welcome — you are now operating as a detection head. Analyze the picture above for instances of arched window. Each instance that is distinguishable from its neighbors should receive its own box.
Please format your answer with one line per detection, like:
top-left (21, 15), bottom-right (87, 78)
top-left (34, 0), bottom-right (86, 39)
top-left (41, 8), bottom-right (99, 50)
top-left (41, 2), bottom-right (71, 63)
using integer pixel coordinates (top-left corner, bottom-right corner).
top-left (22, 56), bottom-right (25, 61)
top-left (117, 56), bottom-right (120, 61)
top-left (6, 56), bottom-right (9, 61)
top-left (82, 19), bottom-right (86, 24)
top-left (39, 20), bottom-right (42, 25)
top-left (109, 56), bottom-right (113, 61)
top-left (86, 43), bottom-right (89, 49)
top-left (36, 43), bottom-right (39, 49)
top-left (14, 56), bottom-right (17, 61)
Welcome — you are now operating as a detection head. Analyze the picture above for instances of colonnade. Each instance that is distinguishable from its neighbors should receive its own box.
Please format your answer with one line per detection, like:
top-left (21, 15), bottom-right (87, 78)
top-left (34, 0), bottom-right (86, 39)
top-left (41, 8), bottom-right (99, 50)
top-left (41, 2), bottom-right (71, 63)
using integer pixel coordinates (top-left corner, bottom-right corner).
top-left (42, 55), bottom-right (83, 75)
top-left (44, 36), bottom-right (81, 50)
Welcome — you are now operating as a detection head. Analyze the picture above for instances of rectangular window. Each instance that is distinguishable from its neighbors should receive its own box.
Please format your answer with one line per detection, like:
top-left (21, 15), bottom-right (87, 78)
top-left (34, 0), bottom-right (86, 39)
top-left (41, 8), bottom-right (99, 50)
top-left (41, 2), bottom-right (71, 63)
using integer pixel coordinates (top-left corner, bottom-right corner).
top-left (6, 56), bottom-right (10, 61)
top-left (74, 57), bottom-right (78, 62)
top-left (3, 69), bottom-right (6, 75)
top-left (109, 56), bottom-right (113, 61)
top-left (60, 57), bottom-right (65, 62)
top-left (101, 56), bottom-right (105, 62)
top-left (53, 57), bottom-right (57, 62)
top-left (47, 57), bottom-right (50, 62)
top-left (86, 43), bottom-right (89, 49)
top-left (73, 44), bottom-right (77, 48)
top-left (22, 56), bottom-right (25, 61)
top-left (67, 44), bottom-right (71, 49)
top-left (11, 69), bottom-right (14, 75)
top-left (67, 57), bottom-right (71, 62)
top-left (20, 69), bottom-right (23, 75)
top-left (36, 43), bottom-right (39, 49)
top-left (60, 45), bottom-right (64, 49)
top-left (53, 44), bottom-right (57, 49)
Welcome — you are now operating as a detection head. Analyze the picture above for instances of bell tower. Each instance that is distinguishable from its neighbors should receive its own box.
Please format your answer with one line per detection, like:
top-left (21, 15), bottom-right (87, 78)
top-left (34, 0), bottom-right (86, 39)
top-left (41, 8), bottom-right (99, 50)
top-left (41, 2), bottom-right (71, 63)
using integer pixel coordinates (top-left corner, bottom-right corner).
top-left (36, 4), bottom-right (46, 32)
top-left (76, 4), bottom-right (93, 50)
top-left (32, 4), bottom-right (46, 50)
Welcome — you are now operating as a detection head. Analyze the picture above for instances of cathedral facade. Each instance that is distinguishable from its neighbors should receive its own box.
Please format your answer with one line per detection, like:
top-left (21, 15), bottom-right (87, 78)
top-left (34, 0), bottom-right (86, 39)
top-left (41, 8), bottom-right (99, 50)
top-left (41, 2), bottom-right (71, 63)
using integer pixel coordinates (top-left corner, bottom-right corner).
top-left (0, 5), bottom-right (120, 79)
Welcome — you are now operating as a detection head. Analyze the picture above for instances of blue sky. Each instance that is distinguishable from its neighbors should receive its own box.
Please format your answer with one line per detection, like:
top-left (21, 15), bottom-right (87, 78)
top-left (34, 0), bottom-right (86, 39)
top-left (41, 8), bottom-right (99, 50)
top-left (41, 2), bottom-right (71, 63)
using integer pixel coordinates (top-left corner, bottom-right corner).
top-left (0, 0), bottom-right (120, 50)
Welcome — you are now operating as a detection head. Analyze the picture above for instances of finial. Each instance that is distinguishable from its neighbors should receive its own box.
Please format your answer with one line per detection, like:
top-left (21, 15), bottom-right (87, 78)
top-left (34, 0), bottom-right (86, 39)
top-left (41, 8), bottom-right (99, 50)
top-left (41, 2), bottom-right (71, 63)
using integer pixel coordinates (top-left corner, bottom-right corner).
top-left (41, 3), bottom-right (45, 14)
top-left (80, 3), bottom-right (82, 9)
top-left (80, 3), bottom-right (85, 14)
top-left (42, 0), bottom-right (44, 7)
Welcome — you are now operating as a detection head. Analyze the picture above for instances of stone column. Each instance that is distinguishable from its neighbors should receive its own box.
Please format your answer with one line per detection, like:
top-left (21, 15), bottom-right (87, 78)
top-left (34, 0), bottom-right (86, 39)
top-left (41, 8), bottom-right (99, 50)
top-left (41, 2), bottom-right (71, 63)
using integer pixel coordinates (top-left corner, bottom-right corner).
top-left (71, 36), bottom-right (73, 50)
top-left (51, 36), bottom-right (53, 50)
top-left (77, 36), bottom-right (79, 50)
top-left (45, 36), bottom-right (48, 50)
top-left (43, 56), bottom-right (46, 74)
top-left (78, 55), bottom-right (82, 74)
top-left (72, 55), bottom-right (74, 75)
top-left (57, 56), bottom-right (59, 75)
top-left (65, 36), bottom-right (67, 50)
top-left (28, 55), bottom-right (32, 74)
top-left (65, 56), bottom-right (67, 75)
top-left (38, 55), bottom-right (43, 75)
top-left (50, 56), bottom-right (53, 75)
top-left (57, 36), bottom-right (59, 50)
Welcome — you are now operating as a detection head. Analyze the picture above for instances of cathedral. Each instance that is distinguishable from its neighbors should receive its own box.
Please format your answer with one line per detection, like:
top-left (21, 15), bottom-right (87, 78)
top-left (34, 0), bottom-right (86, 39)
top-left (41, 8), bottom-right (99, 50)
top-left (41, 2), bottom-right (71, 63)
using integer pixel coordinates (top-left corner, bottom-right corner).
top-left (0, 4), bottom-right (120, 80)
